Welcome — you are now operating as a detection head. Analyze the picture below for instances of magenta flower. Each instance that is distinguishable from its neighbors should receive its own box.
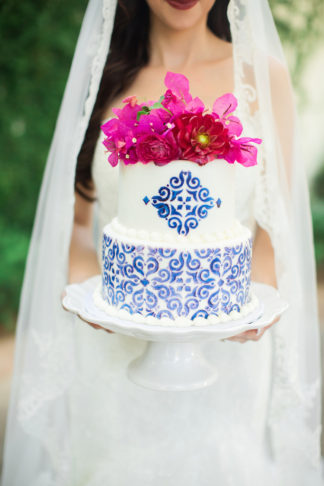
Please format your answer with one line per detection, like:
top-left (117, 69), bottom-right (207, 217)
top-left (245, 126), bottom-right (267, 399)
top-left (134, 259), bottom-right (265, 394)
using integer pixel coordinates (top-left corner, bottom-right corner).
top-left (101, 118), bottom-right (128, 166)
top-left (101, 110), bottom-right (138, 165)
top-left (171, 113), bottom-right (230, 165)
top-left (136, 132), bottom-right (180, 165)
top-left (133, 109), bottom-right (170, 138)
top-left (100, 71), bottom-right (262, 167)
top-left (122, 95), bottom-right (138, 107)
top-left (164, 72), bottom-right (192, 103)
top-left (162, 72), bottom-right (205, 116)
top-left (224, 137), bottom-right (262, 167)
top-left (212, 93), bottom-right (243, 137)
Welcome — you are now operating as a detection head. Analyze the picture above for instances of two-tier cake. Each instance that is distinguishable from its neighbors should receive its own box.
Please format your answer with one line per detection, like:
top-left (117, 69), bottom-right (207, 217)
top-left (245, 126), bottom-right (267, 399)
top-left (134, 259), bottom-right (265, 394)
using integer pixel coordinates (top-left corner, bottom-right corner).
top-left (93, 158), bottom-right (258, 326)
top-left (93, 71), bottom-right (261, 326)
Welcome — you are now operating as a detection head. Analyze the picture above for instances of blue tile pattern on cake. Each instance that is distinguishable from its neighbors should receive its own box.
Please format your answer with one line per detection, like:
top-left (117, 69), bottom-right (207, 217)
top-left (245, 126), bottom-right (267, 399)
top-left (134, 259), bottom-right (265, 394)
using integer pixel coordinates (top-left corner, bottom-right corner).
top-left (145, 170), bottom-right (220, 236)
top-left (102, 234), bottom-right (252, 321)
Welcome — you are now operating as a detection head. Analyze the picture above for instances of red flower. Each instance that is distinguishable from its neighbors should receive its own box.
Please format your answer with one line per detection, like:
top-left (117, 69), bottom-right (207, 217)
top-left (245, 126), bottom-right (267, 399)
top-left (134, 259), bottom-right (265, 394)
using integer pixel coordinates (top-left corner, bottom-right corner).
top-left (171, 113), bottom-right (230, 164)
top-left (136, 132), bottom-right (180, 165)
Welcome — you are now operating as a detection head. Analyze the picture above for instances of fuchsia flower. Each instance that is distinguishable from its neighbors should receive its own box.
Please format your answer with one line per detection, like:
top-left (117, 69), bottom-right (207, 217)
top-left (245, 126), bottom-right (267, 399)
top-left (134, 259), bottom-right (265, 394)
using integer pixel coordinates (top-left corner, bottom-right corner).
top-left (211, 92), bottom-right (262, 166)
top-left (224, 137), bottom-right (262, 166)
top-left (136, 132), bottom-right (180, 165)
top-left (162, 72), bottom-right (205, 116)
top-left (172, 113), bottom-right (230, 165)
top-left (122, 95), bottom-right (138, 107)
top-left (100, 71), bottom-right (262, 167)
top-left (212, 93), bottom-right (243, 136)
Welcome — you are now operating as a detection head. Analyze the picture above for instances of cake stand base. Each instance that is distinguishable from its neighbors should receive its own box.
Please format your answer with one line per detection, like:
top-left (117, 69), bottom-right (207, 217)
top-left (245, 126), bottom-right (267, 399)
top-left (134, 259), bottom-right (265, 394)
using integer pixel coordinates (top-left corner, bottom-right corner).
top-left (63, 277), bottom-right (289, 391)
top-left (128, 340), bottom-right (218, 391)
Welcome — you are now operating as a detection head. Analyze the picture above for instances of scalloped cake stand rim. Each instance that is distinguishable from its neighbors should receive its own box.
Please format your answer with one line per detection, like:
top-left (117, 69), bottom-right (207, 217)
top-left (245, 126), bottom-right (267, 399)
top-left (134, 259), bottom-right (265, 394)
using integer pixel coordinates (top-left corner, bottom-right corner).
top-left (63, 275), bottom-right (289, 342)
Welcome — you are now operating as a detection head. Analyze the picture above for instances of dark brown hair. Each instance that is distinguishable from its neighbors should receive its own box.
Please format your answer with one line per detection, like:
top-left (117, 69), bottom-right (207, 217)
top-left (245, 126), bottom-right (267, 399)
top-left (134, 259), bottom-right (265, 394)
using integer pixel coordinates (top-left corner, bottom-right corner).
top-left (75, 0), bottom-right (231, 200)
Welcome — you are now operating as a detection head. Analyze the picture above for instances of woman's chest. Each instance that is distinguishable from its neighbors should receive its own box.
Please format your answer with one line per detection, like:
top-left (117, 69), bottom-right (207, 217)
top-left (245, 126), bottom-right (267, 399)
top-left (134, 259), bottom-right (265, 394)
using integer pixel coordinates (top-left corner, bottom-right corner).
top-left (102, 60), bottom-right (235, 120)
top-left (95, 60), bottom-right (257, 232)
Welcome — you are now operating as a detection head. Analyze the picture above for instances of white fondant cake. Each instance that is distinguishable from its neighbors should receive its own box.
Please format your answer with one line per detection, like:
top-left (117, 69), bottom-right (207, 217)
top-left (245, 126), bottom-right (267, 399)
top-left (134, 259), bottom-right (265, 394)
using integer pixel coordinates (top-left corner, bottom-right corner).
top-left (118, 159), bottom-right (235, 235)
top-left (95, 159), bottom-right (258, 326)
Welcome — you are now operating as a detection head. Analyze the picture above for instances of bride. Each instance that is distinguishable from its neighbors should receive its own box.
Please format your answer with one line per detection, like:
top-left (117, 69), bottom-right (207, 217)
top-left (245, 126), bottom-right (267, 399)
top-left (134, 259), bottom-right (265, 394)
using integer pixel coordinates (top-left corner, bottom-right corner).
top-left (1, 1), bottom-right (322, 485)
top-left (73, 0), bottom-right (277, 343)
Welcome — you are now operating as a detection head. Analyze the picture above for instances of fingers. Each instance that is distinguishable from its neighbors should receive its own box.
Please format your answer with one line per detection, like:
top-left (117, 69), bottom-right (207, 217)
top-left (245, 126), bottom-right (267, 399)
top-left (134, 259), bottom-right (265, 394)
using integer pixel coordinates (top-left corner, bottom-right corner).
top-left (61, 289), bottom-right (114, 333)
top-left (227, 337), bottom-right (246, 343)
top-left (79, 316), bottom-right (114, 334)
top-left (226, 328), bottom-right (266, 343)
top-left (224, 314), bottom-right (281, 343)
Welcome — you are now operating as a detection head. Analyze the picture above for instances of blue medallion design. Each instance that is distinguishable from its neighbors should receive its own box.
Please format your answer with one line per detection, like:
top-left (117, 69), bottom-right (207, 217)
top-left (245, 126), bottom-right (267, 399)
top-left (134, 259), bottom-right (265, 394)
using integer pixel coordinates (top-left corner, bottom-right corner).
top-left (102, 233), bottom-right (252, 321)
top-left (145, 170), bottom-right (220, 236)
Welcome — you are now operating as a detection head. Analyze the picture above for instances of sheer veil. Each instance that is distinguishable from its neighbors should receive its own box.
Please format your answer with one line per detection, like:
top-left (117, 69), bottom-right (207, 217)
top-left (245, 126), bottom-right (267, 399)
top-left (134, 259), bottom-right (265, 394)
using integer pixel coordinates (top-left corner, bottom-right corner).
top-left (1, 0), bottom-right (322, 484)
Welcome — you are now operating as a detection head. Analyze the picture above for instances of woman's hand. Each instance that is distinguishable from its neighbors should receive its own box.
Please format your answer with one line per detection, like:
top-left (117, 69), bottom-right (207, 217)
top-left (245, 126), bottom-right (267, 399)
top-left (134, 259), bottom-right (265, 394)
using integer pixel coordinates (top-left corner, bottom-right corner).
top-left (225, 316), bottom-right (280, 343)
top-left (224, 223), bottom-right (279, 343)
top-left (77, 316), bottom-right (115, 334)
top-left (61, 290), bottom-right (115, 334)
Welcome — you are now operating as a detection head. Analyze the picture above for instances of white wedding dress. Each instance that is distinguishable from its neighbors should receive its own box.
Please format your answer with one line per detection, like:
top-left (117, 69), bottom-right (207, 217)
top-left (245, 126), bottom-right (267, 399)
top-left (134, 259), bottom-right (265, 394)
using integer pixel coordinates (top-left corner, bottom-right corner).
top-left (62, 127), bottom-right (276, 485)
top-left (1, 2), bottom-right (322, 484)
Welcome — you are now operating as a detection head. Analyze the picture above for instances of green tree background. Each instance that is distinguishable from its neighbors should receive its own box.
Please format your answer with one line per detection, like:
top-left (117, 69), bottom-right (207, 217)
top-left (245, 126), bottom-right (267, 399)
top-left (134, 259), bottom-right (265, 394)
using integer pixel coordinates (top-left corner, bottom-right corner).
top-left (1, 0), bottom-right (324, 330)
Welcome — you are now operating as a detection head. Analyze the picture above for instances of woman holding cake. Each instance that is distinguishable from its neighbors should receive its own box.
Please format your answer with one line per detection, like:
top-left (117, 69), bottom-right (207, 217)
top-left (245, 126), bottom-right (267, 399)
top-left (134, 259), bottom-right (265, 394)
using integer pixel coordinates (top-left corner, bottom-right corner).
top-left (1, 1), bottom-right (322, 485)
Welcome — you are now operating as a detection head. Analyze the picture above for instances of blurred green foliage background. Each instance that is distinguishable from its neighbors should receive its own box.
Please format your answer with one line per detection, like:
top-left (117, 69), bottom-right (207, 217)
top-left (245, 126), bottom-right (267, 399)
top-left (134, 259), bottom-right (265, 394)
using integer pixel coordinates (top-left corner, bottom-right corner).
top-left (1, 0), bottom-right (324, 330)
top-left (0, 0), bottom-right (87, 328)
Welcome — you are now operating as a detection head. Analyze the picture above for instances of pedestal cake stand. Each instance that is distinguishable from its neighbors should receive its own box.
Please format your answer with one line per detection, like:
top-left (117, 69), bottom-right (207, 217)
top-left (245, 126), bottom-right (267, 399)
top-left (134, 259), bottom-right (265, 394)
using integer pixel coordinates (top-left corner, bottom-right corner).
top-left (63, 276), bottom-right (288, 391)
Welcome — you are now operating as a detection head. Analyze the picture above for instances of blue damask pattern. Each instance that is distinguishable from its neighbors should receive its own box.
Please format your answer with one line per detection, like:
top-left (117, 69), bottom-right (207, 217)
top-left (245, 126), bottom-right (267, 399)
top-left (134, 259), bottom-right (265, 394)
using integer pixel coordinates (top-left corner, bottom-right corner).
top-left (102, 233), bottom-right (252, 321)
top-left (143, 170), bottom-right (221, 236)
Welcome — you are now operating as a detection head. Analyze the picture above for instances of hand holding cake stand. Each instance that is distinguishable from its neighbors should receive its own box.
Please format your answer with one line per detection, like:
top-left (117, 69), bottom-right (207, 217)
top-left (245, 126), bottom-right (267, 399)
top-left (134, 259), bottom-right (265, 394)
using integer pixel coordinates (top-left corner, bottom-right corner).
top-left (63, 75), bottom-right (289, 391)
top-left (63, 275), bottom-right (288, 391)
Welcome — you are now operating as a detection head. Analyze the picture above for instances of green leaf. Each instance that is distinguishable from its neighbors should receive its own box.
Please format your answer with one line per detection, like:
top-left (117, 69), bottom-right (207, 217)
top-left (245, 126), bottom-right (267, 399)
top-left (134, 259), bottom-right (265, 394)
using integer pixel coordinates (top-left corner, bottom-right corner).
top-left (136, 105), bottom-right (151, 121)
top-left (150, 101), bottom-right (163, 109)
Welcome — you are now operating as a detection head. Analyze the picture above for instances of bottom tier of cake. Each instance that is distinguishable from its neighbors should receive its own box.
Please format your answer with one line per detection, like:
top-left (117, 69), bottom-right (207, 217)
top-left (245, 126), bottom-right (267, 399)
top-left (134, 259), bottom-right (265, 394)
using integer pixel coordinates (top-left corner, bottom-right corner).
top-left (95, 220), bottom-right (259, 326)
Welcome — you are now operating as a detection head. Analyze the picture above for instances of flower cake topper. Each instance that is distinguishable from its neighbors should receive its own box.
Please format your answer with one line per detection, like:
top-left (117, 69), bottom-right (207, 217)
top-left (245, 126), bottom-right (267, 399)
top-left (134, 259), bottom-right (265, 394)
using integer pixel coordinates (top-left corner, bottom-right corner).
top-left (101, 71), bottom-right (262, 167)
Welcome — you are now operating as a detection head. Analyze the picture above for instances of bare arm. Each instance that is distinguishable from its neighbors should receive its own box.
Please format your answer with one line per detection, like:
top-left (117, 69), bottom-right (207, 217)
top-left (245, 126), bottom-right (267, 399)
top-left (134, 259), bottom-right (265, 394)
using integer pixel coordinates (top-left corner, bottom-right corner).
top-left (251, 223), bottom-right (277, 288)
top-left (227, 223), bottom-right (279, 343)
top-left (68, 185), bottom-right (100, 284)
top-left (64, 183), bottom-right (113, 333)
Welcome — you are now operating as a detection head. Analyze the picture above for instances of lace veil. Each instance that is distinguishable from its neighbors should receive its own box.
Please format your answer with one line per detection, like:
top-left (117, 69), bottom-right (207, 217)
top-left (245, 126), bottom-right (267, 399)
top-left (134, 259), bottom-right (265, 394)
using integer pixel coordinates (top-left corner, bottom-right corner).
top-left (1, 0), bottom-right (322, 484)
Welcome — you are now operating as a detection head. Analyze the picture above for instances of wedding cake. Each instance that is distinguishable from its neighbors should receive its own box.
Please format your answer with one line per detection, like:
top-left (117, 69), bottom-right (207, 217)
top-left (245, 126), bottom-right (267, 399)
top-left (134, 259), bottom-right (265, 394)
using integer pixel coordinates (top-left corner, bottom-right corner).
top-left (93, 71), bottom-right (261, 326)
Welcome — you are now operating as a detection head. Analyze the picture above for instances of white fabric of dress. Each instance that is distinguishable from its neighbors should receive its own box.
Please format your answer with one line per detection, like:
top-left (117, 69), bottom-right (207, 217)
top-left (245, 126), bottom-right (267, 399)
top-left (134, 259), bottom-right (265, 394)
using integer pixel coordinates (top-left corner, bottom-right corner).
top-left (85, 128), bottom-right (275, 486)
top-left (1, 0), bottom-right (323, 485)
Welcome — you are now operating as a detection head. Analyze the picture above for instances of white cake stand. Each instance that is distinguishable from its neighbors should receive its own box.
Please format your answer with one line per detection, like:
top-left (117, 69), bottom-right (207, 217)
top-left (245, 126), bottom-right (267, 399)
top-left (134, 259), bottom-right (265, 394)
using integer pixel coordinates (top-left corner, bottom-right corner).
top-left (63, 276), bottom-right (288, 391)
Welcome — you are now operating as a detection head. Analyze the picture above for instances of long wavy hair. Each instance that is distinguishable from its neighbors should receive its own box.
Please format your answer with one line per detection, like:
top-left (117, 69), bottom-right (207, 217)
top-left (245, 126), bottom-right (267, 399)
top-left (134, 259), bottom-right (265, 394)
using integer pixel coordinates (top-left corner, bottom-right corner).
top-left (75, 0), bottom-right (231, 200)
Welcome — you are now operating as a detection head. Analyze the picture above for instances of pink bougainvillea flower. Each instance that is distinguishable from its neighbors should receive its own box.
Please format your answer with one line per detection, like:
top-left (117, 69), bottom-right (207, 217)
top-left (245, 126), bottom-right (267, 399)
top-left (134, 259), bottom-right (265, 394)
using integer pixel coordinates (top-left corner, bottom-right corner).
top-left (161, 92), bottom-right (186, 117)
top-left (101, 98), bottom-right (173, 166)
top-left (185, 96), bottom-right (205, 114)
top-left (163, 89), bottom-right (178, 106)
top-left (171, 113), bottom-right (230, 165)
top-left (122, 95), bottom-right (138, 107)
top-left (134, 108), bottom-right (171, 137)
top-left (103, 132), bottom-right (137, 166)
top-left (212, 93), bottom-right (243, 137)
top-left (101, 117), bottom-right (120, 137)
top-left (161, 72), bottom-right (205, 116)
top-left (111, 101), bottom-right (143, 127)
top-left (121, 146), bottom-right (138, 165)
top-left (136, 132), bottom-right (180, 165)
top-left (101, 118), bottom-right (126, 166)
top-left (100, 71), bottom-right (262, 167)
top-left (224, 137), bottom-right (262, 166)
top-left (101, 115), bottom-right (138, 166)
top-left (213, 92), bottom-right (237, 117)
top-left (102, 137), bottom-right (121, 167)
top-left (164, 72), bottom-right (192, 103)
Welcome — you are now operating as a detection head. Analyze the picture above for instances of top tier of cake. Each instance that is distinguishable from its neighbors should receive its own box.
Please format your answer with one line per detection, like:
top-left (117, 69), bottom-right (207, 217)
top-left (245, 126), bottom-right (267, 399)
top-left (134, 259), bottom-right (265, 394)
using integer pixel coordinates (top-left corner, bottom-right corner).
top-left (117, 159), bottom-right (236, 240)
